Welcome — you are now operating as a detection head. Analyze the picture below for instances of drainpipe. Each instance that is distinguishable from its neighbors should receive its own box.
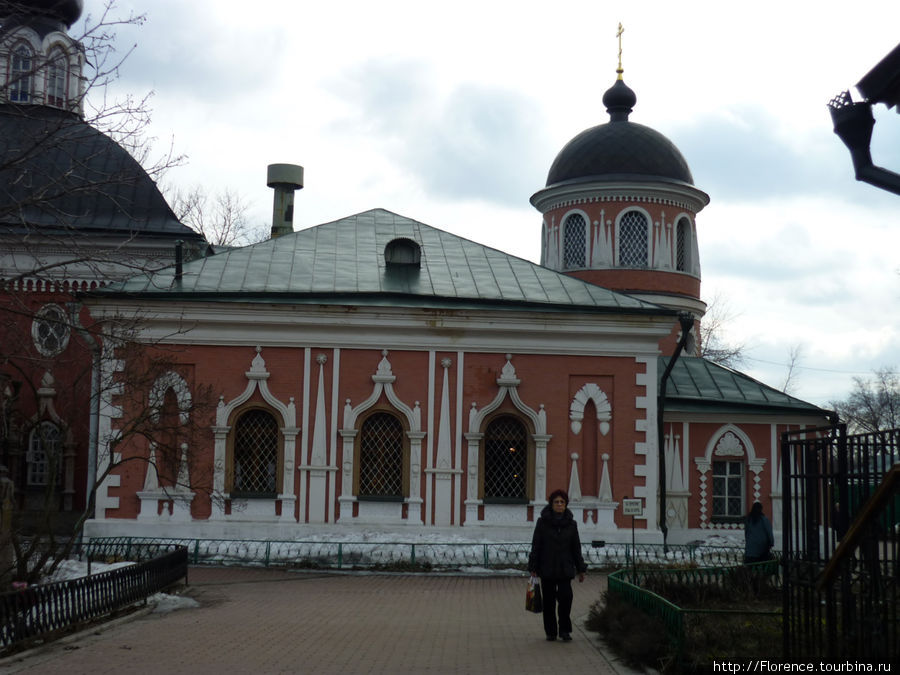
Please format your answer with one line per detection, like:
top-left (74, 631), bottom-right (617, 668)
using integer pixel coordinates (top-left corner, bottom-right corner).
top-left (174, 240), bottom-right (183, 283)
top-left (657, 312), bottom-right (695, 552)
top-left (68, 302), bottom-right (100, 525)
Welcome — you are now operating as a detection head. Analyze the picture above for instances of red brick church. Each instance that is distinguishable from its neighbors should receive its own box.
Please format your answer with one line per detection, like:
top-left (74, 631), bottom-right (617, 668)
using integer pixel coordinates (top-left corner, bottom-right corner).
top-left (1, 1), bottom-right (829, 545)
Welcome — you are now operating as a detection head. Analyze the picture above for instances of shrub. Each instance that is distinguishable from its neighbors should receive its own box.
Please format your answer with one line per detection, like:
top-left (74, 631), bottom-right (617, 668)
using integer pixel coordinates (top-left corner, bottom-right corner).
top-left (586, 591), bottom-right (671, 671)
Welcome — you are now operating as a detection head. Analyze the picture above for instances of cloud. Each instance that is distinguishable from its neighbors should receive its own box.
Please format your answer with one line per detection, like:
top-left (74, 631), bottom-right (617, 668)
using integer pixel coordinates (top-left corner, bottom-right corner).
top-left (326, 59), bottom-right (551, 206)
top-left (669, 104), bottom-right (900, 206)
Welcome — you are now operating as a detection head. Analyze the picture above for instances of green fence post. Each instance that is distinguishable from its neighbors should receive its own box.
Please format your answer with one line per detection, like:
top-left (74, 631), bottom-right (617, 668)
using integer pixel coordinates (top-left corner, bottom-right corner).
top-left (484, 544), bottom-right (489, 567)
top-left (338, 543), bottom-right (343, 570)
top-left (193, 539), bottom-right (200, 564)
top-left (410, 544), bottom-right (416, 566)
top-left (265, 541), bottom-right (271, 567)
top-left (125, 537), bottom-right (132, 561)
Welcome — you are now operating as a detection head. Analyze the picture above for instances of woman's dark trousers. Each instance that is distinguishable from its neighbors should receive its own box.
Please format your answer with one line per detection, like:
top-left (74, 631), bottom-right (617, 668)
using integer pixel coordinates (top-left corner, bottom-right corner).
top-left (540, 577), bottom-right (573, 638)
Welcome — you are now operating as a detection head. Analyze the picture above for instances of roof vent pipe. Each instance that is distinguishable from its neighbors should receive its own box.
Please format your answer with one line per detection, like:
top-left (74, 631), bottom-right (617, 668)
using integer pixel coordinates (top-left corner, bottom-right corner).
top-left (267, 163), bottom-right (304, 238)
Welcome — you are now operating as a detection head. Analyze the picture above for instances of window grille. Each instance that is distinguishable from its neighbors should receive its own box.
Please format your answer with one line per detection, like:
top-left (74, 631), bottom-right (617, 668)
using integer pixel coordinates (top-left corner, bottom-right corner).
top-left (484, 416), bottom-right (527, 500)
top-left (618, 211), bottom-right (648, 267)
top-left (32, 304), bottom-right (70, 356)
top-left (676, 218), bottom-right (690, 271)
top-left (28, 421), bottom-right (61, 486)
top-left (233, 410), bottom-right (278, 496)
top-left (562, 213), bottom-right (586, 268)
top-left (359, 413), bottom-right (404, 498)
top-left (711, 460), bottom-right (744, 521)
top-left (10, 46), bottom-right (32, 102)
top-left (46, 49), bottom-right (67, 107)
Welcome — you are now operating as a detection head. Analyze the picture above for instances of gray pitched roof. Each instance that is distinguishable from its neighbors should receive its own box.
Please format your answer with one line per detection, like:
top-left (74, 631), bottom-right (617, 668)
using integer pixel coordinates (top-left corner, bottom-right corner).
top-left (662, 356), bottom-right (828, 416)
top-left (94, 208), bottom-right (669, 314)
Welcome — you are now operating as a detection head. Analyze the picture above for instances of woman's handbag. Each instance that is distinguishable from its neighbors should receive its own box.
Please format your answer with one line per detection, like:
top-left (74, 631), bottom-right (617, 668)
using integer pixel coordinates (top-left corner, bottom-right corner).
top-left (525, 578), bottom-right (543, 613)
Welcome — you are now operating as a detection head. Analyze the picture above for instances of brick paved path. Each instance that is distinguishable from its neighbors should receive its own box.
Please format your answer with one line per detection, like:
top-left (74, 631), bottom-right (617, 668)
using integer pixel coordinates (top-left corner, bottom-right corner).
top-left (0, 568), bottom-right (628, 674)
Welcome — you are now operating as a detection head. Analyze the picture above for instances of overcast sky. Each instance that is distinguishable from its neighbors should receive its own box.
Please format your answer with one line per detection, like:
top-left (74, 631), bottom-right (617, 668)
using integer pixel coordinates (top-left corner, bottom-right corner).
top-left (78, 0), bottom-right (900, 408)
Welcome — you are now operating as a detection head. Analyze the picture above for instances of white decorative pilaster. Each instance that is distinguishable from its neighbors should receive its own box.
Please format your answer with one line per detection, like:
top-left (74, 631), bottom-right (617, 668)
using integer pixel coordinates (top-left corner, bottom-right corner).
top-left (463, 426), bottom-right (483, 524)
top-left (302, 354), bottom-right (335, 523)
top-left (407, 429), bottom-right (426, 525)
top-left (568, 453), bottom-right (582, 501)
top-left (427, 358), bottom-right (459, 526)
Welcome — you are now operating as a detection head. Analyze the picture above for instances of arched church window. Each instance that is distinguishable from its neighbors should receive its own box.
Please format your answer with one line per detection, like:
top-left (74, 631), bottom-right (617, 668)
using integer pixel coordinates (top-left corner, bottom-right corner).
top-left (32, 304), bottom-right (70, 357)
top-left (562, 213), bottom-right (586, 269)
top-left (711, 459), bottom-right (744, 523)
top-left (618, 211), bottom-right (648, 267)
top-left (358, 412), bottom-right (404, 498)
top-left (483, 415), bottom-right (528, 502)
top-left (10, 44), bottom-right (33, 102)
top-left (232, 409), bottom-right (278, 497)
top-left (676, 218), bottom-right (691, 272)
top-left (46, 47), bottom-right (68, 107)
top-left (27, 421), bottom-right (61, 486)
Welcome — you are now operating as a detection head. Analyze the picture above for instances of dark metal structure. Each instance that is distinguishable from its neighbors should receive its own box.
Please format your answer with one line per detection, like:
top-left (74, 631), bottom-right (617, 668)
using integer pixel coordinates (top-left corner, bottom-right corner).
top-left (0, 545), bottom-right (187, 654)
top-left (781, 424), bottom-right (899, 661)
top-left (829, 42), bottom-right (900, 196)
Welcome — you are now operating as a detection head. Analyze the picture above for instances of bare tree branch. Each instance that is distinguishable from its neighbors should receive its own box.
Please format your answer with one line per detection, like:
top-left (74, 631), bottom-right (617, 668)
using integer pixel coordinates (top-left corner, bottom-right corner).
top-left (700, 291), bottom-right (747, 368)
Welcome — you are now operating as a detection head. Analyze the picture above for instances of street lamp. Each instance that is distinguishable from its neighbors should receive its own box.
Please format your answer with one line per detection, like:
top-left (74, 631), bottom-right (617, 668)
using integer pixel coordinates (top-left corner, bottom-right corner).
top-left (829, 42), bottom-right (900, 196)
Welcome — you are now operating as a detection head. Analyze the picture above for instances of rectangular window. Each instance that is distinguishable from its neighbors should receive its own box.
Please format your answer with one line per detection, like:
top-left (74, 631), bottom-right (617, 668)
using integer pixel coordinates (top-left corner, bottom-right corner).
top-left (711, 460), bottom-right (744, 522)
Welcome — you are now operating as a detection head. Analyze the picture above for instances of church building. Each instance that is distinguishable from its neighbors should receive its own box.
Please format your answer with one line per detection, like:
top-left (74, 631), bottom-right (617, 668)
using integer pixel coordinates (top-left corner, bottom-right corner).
top-left (1, 1), bottom-right (829, 546)
top-left (82, 71), bottom-right (828, 544)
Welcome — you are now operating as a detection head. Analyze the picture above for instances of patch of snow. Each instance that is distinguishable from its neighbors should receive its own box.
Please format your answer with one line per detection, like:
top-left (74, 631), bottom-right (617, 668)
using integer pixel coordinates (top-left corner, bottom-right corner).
top-left (147, 592), bottom-right (199, 613)
top-left (42, 559), bottom-right (134, 584)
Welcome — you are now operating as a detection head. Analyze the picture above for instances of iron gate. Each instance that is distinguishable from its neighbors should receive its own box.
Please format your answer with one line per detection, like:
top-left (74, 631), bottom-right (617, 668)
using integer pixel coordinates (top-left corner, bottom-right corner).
top-left (781, 424), bottom-right (899, 661)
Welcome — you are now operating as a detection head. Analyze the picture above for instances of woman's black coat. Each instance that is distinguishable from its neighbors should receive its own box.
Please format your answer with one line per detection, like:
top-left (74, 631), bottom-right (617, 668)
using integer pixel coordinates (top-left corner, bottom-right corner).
top-left (528, 505), bottom-right (588, 580)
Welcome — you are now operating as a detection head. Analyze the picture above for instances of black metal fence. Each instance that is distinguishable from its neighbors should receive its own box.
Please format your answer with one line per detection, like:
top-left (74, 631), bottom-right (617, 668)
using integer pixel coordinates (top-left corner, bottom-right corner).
top-left (781, 424), bottom-right (899, 661)
top-left (0, 545), bottom-right (188, 654)
top-left (83, 536), bottom-right (745, 571)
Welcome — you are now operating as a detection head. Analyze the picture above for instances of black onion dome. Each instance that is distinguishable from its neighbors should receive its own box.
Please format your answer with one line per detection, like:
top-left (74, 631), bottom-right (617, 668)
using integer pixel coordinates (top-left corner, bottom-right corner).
top-left (0, 106), bottom-right (202, 238)
top-left (0, 0), bottom-right (83, 29)
top-left (546, 77), bottom-right (694, 187)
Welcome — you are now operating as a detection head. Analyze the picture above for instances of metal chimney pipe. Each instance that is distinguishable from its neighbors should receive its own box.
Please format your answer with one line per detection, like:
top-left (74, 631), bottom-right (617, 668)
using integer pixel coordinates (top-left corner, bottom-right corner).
top-left (267, 164), bottom-right (304, 238)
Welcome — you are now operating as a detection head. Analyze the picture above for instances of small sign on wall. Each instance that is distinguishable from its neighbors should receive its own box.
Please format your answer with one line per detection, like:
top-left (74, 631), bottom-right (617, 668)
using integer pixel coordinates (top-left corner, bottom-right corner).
top-left (622, 498), bottom-right (643, 516)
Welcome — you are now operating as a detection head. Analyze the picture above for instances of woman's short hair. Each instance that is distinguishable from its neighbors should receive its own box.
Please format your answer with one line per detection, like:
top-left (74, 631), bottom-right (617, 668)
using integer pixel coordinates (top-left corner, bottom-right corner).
top-left (548, 489), bottom-right (569, 505)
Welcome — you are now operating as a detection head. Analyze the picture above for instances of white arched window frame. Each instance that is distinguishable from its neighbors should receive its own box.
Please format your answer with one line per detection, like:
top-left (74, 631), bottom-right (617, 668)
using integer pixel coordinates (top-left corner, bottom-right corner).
top-left (694, 424), bottom-right (766, 529)
top-left (9, 43), bottom-right (34, 102)
top-left (211, 348), bottom-right (299, 519)
top-left (339, 351), bottom-right (424, 511)
top-left (675, 216), bottom-right (692, 272)
top-left (616, 209), bottom-right (650, 268)
top-left (561, 211), bottom-right (588, 269)
top-left (45, 45), bottom-right (68, 107)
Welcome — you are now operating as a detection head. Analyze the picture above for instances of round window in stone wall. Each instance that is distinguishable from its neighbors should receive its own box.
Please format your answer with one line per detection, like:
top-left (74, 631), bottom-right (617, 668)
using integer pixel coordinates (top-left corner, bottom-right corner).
top-left (32, 304), bottom-right (70, 357)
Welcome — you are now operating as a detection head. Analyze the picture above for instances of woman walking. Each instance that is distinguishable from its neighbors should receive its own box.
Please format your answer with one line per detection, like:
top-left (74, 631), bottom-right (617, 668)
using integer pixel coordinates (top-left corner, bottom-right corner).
top-left (528, 489), bottom-right (587, 641)
top-left (744, 501), bottom-right (775, 563)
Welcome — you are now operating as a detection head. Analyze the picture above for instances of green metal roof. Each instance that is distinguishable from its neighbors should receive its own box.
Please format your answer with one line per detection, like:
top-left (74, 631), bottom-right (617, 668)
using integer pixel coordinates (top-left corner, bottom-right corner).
top-left (662, 356), bottom-right (829, 416)
top-left (94, 208), bottom-right (669, 314)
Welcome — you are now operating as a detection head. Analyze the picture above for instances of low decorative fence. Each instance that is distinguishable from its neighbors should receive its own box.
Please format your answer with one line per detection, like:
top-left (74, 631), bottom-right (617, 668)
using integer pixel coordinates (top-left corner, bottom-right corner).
top-left (607, 560), bottom-right (782, 658)
top-left (84, 536), bottom-right (744, 571)
top-left (0, 546), bottom-right (187, 654)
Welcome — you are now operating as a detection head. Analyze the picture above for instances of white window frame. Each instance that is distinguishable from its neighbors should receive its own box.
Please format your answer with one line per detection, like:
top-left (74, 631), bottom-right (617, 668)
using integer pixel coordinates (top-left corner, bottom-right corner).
top-left (616, 209), bottom-right (649, 267)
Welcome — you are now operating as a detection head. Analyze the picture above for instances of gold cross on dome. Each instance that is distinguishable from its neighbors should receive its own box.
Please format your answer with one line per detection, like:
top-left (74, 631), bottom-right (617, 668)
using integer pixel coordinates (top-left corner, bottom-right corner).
top-left (616, 22), bottom-right (625, 79)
